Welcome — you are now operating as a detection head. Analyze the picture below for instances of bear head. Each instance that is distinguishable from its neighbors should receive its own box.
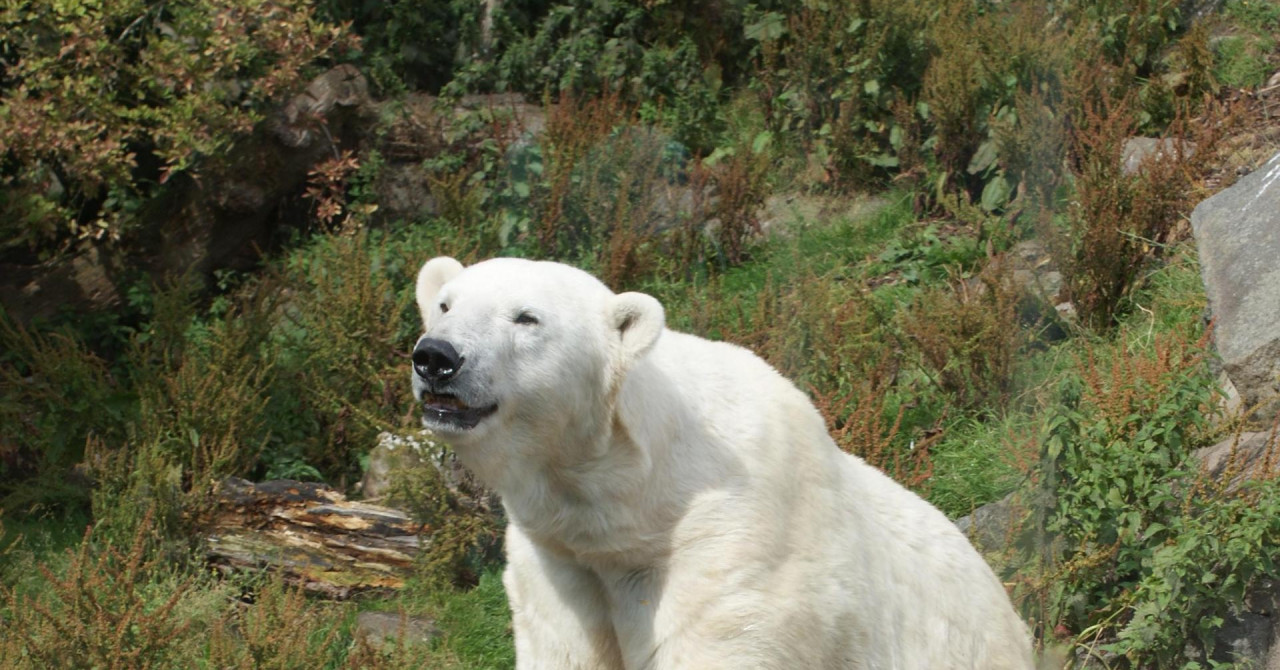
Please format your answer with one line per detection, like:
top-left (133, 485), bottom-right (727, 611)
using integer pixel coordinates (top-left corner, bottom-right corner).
top-left (411, 256), bottom-right (664, 465)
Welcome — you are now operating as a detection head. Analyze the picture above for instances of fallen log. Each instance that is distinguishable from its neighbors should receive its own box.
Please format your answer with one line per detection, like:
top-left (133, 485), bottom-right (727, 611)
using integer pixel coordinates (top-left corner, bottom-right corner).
top-left (205, 478), bottom-right (426, 599)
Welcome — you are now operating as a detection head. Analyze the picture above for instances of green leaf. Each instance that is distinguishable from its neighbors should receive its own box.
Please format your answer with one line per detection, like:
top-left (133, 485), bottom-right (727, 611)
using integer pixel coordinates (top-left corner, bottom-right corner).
top-left (751, 130), bottom-right (774, 155)
top-left (704, 146), bottom-right (735, 166)
top-left (745, 12), bottom-right (786, 42)
top-left (967, 140), bottom-right (999, 175)
top-left (979, 174), bottom-right (1011, 212)
top-left (861, 152), bottom-right (898, 168)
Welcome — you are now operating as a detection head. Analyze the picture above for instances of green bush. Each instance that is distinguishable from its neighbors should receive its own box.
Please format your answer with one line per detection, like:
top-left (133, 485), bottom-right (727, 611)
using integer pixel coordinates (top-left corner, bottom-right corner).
top-left (1033, 327), bottom-right (1280, 664)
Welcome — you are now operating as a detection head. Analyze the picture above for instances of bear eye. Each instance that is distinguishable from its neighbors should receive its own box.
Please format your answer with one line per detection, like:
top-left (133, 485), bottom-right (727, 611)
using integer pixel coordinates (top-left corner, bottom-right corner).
top-left (439, 302), bottom-right (449, 314)
top-left (514, 311), bottom-right (539, 325)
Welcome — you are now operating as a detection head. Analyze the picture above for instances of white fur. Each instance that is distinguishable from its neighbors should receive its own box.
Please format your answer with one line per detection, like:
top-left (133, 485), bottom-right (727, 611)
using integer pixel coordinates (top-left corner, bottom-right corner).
top-left (413, 257), bottom-right (1033, 670)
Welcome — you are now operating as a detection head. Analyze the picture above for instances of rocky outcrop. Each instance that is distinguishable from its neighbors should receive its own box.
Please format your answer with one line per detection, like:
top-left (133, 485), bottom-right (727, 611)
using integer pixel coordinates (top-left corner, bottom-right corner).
top-left (143, 65), bottom-right (371, 280)
top-left (1191, 151), bottom-right (1280, 425)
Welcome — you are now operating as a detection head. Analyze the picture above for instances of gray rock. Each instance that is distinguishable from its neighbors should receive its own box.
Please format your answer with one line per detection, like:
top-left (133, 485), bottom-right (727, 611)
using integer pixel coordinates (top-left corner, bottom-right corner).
top-left (374, 162), bottom-right (438, 223)
top-left (1180, 0), bottom-right (1226, 23)
top-left (354, 611), bottom-right (439, 651)
top-left (360, 431), bottom-right (500, 515)
top-left (954, 492), bottom-right (1017, 556)
top-left (272, 64), bottom-right (369, 148)
top-left (1214, 610), bottom-right (1273, 666)
top-left (360, 432), bottom-right (424, 501)
top-left (1191, 152), bottom-right (1280, 425)
top-left (1122, 137), bottom-right (1196, 176)
top-left (1010, 239), bottom-right (1063, 301)
top-left (1212, 579), bottom-right (1280, 668)
top-left (1192, 431), bottom-right (1280, 492)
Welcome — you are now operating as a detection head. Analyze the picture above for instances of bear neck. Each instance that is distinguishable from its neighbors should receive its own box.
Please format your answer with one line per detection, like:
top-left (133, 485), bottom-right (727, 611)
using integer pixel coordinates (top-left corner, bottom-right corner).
top-left (497, 356), bottom-right (680, 563)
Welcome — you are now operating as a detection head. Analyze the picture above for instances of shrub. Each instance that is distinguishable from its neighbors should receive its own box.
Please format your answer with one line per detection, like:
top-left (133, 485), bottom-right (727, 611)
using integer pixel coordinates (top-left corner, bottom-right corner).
top-left (392, 454), bottom-right (504, 590)
top-left (899, 261), bottom-right (1021, 412)
top-left (315, 0), bottom-right (480, 93)
top-left (0, 0), bottom-right (354, 255)
top-left (267, 231), bottom-right (416, 484)
top-left (1054, 69), bottom-right (1222, 328)
top-left (207, 574), bottom-right (349, 669)
top-left (1112, 464), bottom-right (1280, 665)
top-left (477, 0), bottom-right (740, 151)
top-left (696, 144), bottom-right (770, 268)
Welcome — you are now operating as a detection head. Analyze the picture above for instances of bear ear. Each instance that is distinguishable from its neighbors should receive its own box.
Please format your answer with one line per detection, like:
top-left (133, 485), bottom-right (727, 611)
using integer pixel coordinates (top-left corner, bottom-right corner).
top-left (416, 257), bottom-right (465, 326)
top-left (608, 291), bottom-right (664, 368)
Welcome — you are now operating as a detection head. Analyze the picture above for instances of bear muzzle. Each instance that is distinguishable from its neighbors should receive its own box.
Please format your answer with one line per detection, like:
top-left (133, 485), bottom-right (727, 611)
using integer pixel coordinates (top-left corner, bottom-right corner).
top-left (412, 336), bottom-right (498, 431)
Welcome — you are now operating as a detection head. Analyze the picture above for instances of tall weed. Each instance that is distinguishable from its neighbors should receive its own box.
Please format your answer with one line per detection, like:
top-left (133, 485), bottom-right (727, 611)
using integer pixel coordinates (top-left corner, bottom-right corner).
top-left (0, 509), bottom-right (195, 669)
top-left (1055, 68), bottom-right (1223, 328)
top-left (269, 230), bottom-right (417, 484)
top-left (899, 261), bottom-right (1021, 412)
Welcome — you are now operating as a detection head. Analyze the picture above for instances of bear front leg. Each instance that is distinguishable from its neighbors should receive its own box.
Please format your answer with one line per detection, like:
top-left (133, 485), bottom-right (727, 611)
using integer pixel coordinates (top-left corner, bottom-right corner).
top-left (504, 524), bottom-right (625, 670)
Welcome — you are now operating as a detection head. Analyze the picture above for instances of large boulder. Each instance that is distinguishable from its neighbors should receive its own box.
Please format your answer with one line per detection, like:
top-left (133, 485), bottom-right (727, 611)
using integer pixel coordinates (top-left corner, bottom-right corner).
top-left (1191, 152), bottom-right (1280, 425)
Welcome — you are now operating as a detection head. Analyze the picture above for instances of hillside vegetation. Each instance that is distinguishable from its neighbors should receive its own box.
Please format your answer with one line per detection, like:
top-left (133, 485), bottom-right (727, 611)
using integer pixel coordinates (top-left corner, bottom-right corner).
top-left (3, 0), bottom-right (1280, 667)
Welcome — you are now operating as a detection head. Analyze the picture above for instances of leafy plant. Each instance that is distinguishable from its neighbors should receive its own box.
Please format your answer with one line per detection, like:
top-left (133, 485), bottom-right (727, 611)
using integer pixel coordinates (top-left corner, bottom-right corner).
top-left (1030, 327), bottom-right (1280, 665)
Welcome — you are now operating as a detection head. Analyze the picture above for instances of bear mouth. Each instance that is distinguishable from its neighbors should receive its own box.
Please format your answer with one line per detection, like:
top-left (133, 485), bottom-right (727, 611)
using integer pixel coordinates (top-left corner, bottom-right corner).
top-left (421, 392), bottom-right (498, 430)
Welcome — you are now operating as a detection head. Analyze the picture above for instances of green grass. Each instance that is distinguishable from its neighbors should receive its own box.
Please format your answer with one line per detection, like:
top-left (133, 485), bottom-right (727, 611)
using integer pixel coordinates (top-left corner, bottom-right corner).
top-left (430, 571), bottom-right (516, 669)
top-left (649, 190), bottom-right (918, 335)
top-left (1214, 34), bottom-right (1275, 88)
top-left (927, 413), bottom-right (1036, 518)
top-left (1215, 0), bottom-right (1279, 88)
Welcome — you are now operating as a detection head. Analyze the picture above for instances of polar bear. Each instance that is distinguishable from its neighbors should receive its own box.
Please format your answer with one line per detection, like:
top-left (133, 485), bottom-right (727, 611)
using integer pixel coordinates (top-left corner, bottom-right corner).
top-left (410, 256), bottom-right (1033, 670)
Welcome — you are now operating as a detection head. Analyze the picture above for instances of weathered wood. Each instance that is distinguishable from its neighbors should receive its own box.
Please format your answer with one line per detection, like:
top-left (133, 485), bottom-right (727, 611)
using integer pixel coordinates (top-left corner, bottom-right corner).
top-left (205, 478), bottom-right (427, 599)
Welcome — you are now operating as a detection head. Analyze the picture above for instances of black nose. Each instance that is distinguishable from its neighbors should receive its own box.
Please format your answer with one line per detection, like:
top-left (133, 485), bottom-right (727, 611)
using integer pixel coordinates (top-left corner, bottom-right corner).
top-left (413, 338), bottom-right (464, 385)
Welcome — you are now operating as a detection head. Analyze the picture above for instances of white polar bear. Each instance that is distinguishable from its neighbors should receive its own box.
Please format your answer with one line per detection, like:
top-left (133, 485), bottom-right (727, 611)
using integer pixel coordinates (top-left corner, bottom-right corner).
top-left (411, 256), bottom-right (1033, 670)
